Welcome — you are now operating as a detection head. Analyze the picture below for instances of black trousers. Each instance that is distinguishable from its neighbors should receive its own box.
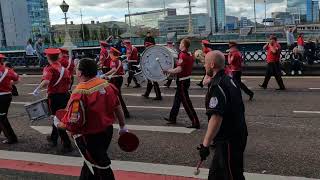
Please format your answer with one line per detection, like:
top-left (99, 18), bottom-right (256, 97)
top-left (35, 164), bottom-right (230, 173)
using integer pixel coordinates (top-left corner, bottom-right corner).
top-left (76, 126), bottom-right (115, 180)
top-left (209, 135), bottom-right (247, 180)
top-left (110, 77), bottom-right (130, 117)
top-left (144, 80), bottom-right (161, 98)
top-left (261, 62), bottom-right (286, 89)
top-left (232, 71), bottom-right (253, 97)
top-left (0, 94), bottom-right (17, 142)
top-left (127, 62), bottom-right (140, 86)
top-left (48, 93), bottom-right (72, 147)
top-left (169, 79), bottom-right (199, 126)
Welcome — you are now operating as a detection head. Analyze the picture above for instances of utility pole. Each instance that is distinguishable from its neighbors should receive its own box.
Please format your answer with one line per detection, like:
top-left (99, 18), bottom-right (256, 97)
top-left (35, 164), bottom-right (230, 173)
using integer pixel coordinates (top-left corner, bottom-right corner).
top-left (186, 0), bottom-right (195, 35)
top-left (264, 0), bottom-right (267, 37)
top-left (253, 0), bottom-right (257, 34)
top-left (163, 0), bottom-right (166, 16)
top-left (80, 9), bottom-right (85, 46)
top-left (127, 0), bottom-right (132, 39)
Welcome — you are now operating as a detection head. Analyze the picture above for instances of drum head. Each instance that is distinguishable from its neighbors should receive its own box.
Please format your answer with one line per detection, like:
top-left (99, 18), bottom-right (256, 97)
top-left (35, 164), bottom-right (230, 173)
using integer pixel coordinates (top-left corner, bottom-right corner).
top-left (140, 45), bottom-right (176, 82)
top-left (118, 132), bottom-right (139, 152)
top-left (56, 109), bottom-right (67, 120)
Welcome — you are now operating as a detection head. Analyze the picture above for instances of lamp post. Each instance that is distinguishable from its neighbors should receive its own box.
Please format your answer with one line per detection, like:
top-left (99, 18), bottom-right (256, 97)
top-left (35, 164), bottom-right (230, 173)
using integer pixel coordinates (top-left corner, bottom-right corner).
top-left (60, 1), bottom-right (76, 51)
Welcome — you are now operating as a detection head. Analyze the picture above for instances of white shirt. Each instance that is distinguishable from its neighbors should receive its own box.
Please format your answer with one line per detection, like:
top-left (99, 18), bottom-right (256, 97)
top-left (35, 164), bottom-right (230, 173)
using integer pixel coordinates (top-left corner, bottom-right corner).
top-left (26, 44), bottom-right (35, 56)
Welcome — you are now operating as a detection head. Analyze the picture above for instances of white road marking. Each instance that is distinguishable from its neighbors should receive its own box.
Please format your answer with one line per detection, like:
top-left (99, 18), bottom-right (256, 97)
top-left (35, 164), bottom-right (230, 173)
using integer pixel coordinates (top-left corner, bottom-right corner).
top-left (309, 88), bottom-right (320, 90)
top-left (123, 93), bottom-right (205, 98)
top-left (31, 124), bottom-right (195, 135)
top-left (23, 83), bottom-right (40, 86)
top-left (127, 105), bottom-right (206, 111)
top-left (293, 111), bottom-right (320, 114)
top-left (242, 76), bottom-right (320, 79)
top-left (0, 150), bottom-right (318, 180)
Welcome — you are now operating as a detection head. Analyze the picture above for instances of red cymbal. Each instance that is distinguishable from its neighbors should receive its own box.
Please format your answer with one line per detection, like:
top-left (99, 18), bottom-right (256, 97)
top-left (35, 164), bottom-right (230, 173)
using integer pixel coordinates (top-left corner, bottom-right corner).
top-left (118, 132), bottom-right (139, 152)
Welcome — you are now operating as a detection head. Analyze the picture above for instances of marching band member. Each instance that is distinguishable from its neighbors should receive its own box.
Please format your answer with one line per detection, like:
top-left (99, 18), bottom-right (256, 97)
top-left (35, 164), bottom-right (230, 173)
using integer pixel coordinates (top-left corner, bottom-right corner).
top-left (0, 54), bottom-right (19, 144)
top-left (164, 39), bottom-right (200, 129)
top-left (59, 48), bottom-right (75, 89)
top-left (54, 58), bottom-right (128, 180)
top-left (102, 47), bottom-right (130, 118)
top-left (228, 42), bottom-right (254, 100)
top-left (197, 40), bottom-right (212, 88)
top-left (33, 48), bottom-right (73, 153)
top-left (99, 41), bottom-right (111, 74)
top-left (123, 40), bottom-right (141, 88)
top-left (142, 41), bottom-right (162, 100)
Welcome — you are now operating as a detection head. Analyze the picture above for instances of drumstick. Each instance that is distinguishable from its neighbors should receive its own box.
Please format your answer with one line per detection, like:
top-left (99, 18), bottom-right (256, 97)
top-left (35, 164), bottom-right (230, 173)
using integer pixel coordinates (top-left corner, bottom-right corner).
top-left (155, 58), bottom-right (164, 72)
top-left (194, 160), bottom-right (203, 176)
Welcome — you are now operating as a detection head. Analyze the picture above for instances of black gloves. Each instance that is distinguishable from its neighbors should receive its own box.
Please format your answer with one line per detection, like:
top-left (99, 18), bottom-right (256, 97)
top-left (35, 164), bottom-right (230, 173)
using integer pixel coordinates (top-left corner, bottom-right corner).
top-left (197, 144), bottom-right (210, 161)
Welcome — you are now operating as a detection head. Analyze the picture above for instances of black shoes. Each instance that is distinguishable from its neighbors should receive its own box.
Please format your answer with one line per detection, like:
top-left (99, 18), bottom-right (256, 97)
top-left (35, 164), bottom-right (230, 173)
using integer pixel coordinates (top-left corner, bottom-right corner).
top-left (133, 84), bottom-right (141, 88)
top-left (141, 94), bottom-right (149, 99)
top-left (2, 139), bottom-right (18, 144)
top-left (164, 117), bottom-right (176, 125)
top-left (197, 83), bottom-right (204, 88)
top-left (276, 88), bottom-right (286, 91)
top-left (46, 135), bottom-right (57, 147)
top-left (153, 97), bottom-right (162, 101)
top-left (259, 84), bottom-right (267, 89)
top-left (186, 125), bottom-right (200, 129)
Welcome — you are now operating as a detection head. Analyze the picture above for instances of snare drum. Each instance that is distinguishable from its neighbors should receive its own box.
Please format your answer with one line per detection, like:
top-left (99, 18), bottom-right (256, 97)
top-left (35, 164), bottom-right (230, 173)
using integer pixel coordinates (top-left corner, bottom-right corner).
top-left (134, 71), bottom-right (146, 84)
top-left (25, 98), bottom-right (50, 121)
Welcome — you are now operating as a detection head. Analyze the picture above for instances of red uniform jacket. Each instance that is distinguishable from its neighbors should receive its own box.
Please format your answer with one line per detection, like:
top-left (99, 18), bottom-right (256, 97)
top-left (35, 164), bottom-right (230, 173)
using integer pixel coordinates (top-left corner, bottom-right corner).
top-left (202, 47), bottom-right (212, 55)
top-left (61, 78), bottom-right (120, 135)
top-left (126, 46), bottom-right (139, 63)
top-left (100, 47), bottom-right (111, 69)
top-left (228, 50), bottom-right (243, 72)
top-left (0, 65), bottom-right (19, 93)
top-left (266, 43), bottom-right (281, 63)
top-left (110, 59), bottom-right (124, 76)
top-left (177, 51), bottom-right (194, 78)
top-left (42, 62), bottom-right (71, 95)
top-left (59, 55), bottom-right (75, 75)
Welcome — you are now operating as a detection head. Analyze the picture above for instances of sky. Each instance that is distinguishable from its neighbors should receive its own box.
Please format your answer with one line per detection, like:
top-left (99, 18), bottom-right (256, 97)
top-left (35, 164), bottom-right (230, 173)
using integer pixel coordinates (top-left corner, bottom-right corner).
top-left (48, 0), bottom-right (287, 25)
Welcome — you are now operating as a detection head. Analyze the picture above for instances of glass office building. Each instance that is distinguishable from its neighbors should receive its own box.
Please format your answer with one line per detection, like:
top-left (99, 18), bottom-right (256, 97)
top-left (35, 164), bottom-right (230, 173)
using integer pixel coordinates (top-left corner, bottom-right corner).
top-left (26, 0), bottom-right (50, 39)
top-left (287, 0), bottom-right (308, 22)
top-left (207, 0), bottom-right (226, 33)
top-left (125, 9), bottom-right (176, 29)
top-left (312, 0), bottom-right (319, 22)
top-left (307, 0), bottom-right (313, 22)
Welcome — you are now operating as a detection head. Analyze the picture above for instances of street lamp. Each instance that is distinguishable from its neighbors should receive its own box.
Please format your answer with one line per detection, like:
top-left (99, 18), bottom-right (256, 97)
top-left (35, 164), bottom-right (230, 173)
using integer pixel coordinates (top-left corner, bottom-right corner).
top-left (60, 0), bottom-right (76, 51)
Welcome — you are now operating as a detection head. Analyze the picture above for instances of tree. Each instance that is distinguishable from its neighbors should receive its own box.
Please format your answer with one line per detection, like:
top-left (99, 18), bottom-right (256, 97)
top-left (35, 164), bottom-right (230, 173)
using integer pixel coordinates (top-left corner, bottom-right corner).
top-left (79, 24), bottom-right (90, 41)
top-left (91, 29), bottom-right (98, 40)
top-left (100, 25), bottom-right (108, 40)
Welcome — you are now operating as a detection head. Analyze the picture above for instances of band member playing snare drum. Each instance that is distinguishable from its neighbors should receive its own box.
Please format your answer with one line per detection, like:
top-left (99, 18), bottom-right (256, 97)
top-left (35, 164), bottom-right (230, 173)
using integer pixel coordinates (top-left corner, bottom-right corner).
top-left (0, 54), bottom-right (19, 144)
top-left (123, 40), bottom-right (141, 88)
top-left (33, 48), bottom-right (73, 153)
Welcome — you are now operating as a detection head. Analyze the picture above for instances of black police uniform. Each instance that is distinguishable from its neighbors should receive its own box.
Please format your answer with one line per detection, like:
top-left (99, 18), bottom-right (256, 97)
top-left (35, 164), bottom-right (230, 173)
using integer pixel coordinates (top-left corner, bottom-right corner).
top-left (205, 70), bottom-right (248, 180)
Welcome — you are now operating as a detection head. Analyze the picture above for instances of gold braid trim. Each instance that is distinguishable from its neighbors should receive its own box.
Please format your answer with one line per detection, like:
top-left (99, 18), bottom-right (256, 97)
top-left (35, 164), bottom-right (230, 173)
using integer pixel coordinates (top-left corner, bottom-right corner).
top-left (73, 80), bottom-right (109, 95)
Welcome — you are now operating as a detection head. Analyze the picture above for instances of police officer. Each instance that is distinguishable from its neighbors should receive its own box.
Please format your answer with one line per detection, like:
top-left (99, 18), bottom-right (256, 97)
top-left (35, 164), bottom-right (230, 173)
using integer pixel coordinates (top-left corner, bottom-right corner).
top-left (164, 39), bottom-right (200, 129)
top-left (102, 47), bottom-right (130, 118)
top-left (228, 41), bottom-right (254, 100)
top-left (198, 51), bottom-right (248, 180)
top-left (0, 54), bottom-right (19, 144)
top-left (197, 40), bottom-right (212, 88)
top-left (33, 48), bottom-right (73, 153)
top-left (54, 58), bottom-right (128, 180)
top-left (99, 41), bottom-right (111, 74)
top-left (259, 35), bottom-right (286, 90)
top-left (142, 40), bottom-right (162, 100)
top-left (123, 40), bottom-right (141, 88)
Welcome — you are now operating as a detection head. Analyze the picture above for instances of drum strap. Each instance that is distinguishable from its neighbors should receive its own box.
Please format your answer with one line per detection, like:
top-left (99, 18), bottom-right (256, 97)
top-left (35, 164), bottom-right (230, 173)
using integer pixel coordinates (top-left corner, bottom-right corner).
top-left (53, 67), bottom-right (65, 87)
top-left (109, 60), bottom-right (122, 78)
top-left (0, 68), bottom-right (8, 84)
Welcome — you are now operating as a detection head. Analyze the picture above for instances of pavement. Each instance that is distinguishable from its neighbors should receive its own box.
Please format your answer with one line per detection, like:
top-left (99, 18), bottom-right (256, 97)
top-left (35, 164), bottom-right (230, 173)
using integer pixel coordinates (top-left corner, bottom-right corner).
top-left (0, 75), bottom-right (320, 179)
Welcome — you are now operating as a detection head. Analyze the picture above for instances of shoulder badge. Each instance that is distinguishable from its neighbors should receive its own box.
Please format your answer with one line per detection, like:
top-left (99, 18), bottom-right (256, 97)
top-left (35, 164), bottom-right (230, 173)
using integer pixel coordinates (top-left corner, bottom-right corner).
top-left (209, 97), bottom-right (218, 108)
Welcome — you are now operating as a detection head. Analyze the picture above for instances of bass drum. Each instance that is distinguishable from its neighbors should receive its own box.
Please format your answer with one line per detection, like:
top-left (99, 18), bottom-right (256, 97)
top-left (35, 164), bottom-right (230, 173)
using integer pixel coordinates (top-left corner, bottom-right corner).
top-left (140, 45), bottom-right (177, 82)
